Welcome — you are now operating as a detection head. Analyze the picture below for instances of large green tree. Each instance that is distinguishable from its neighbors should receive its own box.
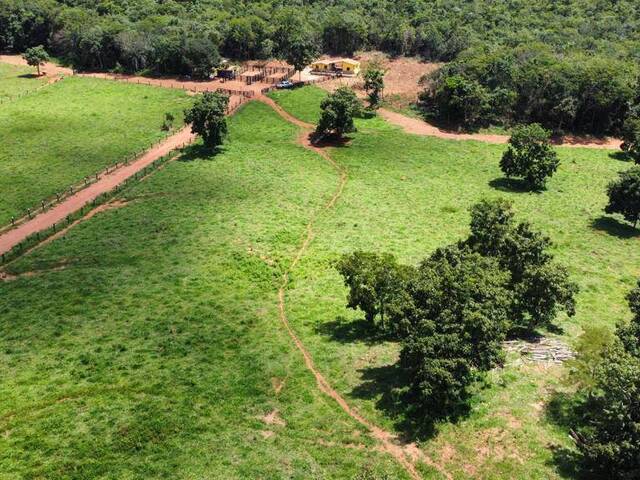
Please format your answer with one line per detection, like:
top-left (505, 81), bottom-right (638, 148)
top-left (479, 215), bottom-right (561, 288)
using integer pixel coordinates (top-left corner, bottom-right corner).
top-left (283, 30), bottom-right (318, 81)
top-left (605, 166), bottom-right (640, 228)
top-left (336, 251), bottom-right (412, 331)
top-left (464, 199), bottom-right (577, 333)
top-left (500, 123), bottom-right (560, 190)
top-left (184, 92), bottom-right (229, 150)
top-left (316, 87), bottom-right (362, 138)
top-left (396, 245), bottom-right (510, 418)
top-left (363, 66), bottom-right (385, 109)
top-left (565, 281), bottom-right (640, 478)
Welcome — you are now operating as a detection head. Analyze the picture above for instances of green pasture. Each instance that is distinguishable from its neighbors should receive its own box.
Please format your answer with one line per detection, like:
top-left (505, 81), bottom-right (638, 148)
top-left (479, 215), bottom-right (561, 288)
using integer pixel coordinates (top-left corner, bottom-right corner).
top-left (0, 76), bottom-right (192, 225)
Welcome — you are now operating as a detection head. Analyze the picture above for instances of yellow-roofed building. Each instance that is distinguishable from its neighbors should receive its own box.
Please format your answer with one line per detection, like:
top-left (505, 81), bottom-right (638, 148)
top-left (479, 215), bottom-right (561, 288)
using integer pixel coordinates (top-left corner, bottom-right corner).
top-left (310, 58), bottom-right (361, 76)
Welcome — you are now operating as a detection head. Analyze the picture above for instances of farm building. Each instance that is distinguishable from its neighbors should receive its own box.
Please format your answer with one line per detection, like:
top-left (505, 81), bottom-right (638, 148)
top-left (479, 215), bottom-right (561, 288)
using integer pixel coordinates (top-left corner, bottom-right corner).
top-left (310, 59), bottom-right (361, 76)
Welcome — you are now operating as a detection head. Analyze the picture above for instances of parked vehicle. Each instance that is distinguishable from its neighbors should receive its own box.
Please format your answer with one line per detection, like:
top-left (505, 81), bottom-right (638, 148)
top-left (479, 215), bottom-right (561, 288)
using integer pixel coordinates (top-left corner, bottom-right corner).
top-left (276, 80), bottom-right (294, 89)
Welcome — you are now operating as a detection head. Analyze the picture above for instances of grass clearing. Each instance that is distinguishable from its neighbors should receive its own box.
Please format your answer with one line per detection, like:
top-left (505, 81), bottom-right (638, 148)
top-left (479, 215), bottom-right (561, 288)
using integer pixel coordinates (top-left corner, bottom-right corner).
top-left (0, 76), bottom-right (192, 225)
top-left (272, 85), bottom-right (640, 477)
top-left (3, 83), bottom-right (639, 478)
top-left (0, 101), bottom-right (410, 479)
top-left (0, 62), bottom-right (48, 101)
top-left (268, 86), bottom-right (327, 124)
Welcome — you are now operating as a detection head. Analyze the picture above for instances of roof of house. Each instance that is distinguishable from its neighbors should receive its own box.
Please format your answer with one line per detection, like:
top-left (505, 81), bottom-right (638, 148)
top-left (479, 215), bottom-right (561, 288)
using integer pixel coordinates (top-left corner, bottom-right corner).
top-left (312, 58), bottom-right (360, 66)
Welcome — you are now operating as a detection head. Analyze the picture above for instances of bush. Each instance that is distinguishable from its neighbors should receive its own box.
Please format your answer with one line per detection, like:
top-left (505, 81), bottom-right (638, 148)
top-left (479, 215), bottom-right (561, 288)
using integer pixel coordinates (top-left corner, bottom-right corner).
top-left (161, 112), bottom-right (175, 131)
top-left (500, 123), bottom-right (560, 190)
top-left (571, 341), bottom-right (640, 478)
top-left (563, 280), bottom-right (640, 479)
top-left (621, 116), bottom-right (640, 163)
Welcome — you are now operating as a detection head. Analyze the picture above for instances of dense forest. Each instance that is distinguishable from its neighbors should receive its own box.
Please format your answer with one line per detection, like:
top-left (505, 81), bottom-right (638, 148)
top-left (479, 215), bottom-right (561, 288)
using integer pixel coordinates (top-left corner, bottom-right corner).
top-left (2, 0), bottom-right (639, 134)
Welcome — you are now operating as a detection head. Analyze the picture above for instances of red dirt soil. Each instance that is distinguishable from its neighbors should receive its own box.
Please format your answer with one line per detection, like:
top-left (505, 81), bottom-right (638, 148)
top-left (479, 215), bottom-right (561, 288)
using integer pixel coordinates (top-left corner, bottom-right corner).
top-left (378, 108), bottom-right (622, 149)
top-left (0, 55), bottom-right (73, 78)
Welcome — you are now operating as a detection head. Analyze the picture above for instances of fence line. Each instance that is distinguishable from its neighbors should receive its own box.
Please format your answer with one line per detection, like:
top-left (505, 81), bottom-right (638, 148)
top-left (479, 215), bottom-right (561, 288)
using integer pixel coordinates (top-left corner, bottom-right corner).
top-left (0, 75), bottom-right (64, 105)
top-left (0, 127), bottom-right (184, 236)
top-left (0, 146), bottom-right (192, 265)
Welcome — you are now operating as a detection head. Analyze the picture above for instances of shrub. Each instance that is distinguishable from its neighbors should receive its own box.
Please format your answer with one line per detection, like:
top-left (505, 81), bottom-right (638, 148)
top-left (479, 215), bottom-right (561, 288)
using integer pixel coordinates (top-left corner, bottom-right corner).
top-left (363, 66), bottom-right (385, 109)
top-left (563, 280), bottom-right (640, 478)
top-left (621, 116), bottom-right (640, 163)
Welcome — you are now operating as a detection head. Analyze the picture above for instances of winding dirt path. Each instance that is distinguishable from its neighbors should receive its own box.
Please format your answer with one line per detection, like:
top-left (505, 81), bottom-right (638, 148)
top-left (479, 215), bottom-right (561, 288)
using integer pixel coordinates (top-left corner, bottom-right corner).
top-left (257, 96), bottom-right (450, 480)
top-left (377, 108), bottom-right (622, 149)
top-left (0, 127), bottom-right (195, 256)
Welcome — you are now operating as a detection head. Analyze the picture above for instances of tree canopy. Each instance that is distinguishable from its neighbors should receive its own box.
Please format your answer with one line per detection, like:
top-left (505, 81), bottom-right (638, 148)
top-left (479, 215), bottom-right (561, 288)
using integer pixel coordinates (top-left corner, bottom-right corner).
top-left (2, 0), bottom-right (639, 119)
top-left (500, 123), bottom-right (560, 190)
top-left (605, 166), bottom-right (640, 228)
top-left (184, 92), bottom-right (229, 150)
top-left (564, 280), bottom-right (640, 478)
top-left (363, 66), bottom-right (385, 109)
top-left (335, 199), bottom-right (577, 418)
top-left (316, 87), bottom-right (362, 138)
top-left (22, 45), bottom-right (49, 76)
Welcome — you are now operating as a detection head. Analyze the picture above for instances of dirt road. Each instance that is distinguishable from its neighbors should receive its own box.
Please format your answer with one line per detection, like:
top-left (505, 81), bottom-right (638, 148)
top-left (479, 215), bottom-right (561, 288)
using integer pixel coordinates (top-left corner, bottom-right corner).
top-left (0, 55), bottom-right (73, 78)
top-left (0, 127), bottom-right (195, 256)
top-left (378, 108), bottom-right (622, 149)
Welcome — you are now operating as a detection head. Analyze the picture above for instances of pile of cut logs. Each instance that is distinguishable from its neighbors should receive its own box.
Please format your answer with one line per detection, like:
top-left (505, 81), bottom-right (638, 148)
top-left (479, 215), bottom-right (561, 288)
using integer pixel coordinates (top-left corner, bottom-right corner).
top-left (503, 338), bottom-right (575, 364)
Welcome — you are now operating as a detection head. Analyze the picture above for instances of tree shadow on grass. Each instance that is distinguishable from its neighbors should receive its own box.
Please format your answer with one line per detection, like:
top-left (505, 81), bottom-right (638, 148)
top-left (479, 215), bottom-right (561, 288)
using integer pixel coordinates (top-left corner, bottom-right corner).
top-left (178, 143), bottom-right (226, 162)
top-left (310, 133), bottom-right (353, 148)
top-left (18, 73), bottom-right (41, 79)
top-left (488, 177), bottom-right (536, 193)
top-left (608, 151), bottom-right (632, 162)
top-left (591, 216), bottom-right (640, 239)
top-left (314, 316), bottom-right (391, 345)
top-left (544, 391), bottom-right (591, 479)
top-left (351, 362), bottom-right (480, 442)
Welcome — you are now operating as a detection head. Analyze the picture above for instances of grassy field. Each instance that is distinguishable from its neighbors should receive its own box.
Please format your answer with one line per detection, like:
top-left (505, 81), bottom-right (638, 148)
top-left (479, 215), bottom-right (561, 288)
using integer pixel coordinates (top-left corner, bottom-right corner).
top-left (0, 76), bottom-right (192, 226)
top-left (0, 62), bottom-right (48, 102)
top-left (268, 86), bottom-right (327, 124)
top-left (271, 86), bottom-right (640, 477)
top-left (0, 102), bottom-right (411, 480)
top-left (2, 85), bottom-right (639, 479)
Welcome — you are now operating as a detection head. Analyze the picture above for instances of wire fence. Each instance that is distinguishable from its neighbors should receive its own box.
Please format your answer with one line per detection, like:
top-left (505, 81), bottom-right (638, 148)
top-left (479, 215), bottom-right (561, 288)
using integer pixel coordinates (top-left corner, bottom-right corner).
top-left (0, 127), bottom-right (186, 237)
top-left (0, 142), bottom-right (193, 266)
top-left (0, 66), bottom-right (311, 256)
top-left (0, 75), bottom-right (64, 106)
